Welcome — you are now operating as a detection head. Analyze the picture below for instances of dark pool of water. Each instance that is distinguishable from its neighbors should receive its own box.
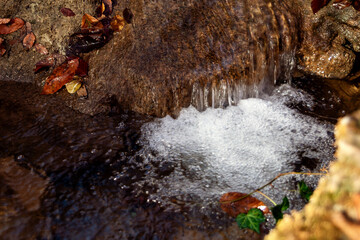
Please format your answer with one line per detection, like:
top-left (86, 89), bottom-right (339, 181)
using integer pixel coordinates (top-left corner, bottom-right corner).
top-left (0, 79), bottom-right (354, 239)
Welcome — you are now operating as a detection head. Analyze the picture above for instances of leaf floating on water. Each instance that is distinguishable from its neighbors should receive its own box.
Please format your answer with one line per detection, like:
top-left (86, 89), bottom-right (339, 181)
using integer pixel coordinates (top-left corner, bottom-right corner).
top-left (23, 32), bottom-right (36, 49)
top-left (123, 8), bottom-right (133, 24)
top-left (34, 43), bottom-right (48, 55)
top-left (60, 7), bottom-right (76, 17)
top-left (41, 58), bottom-right (79, 95)
top-left (66, 79), bottom-right (82, 94)
top-left (298, 180), bottom-right (313, 201)
top-left (220, 192), bottom-right (270, 217)
top-left (0, 17), bottom-right (25, 34)
top-left (236, 208), bottom-right (265, 234)
top-left (271, 196), bottom-right (289, 223)
top-left (311, 0), bottom-right (331, 14)
top-left (111, 15), bottom-right (126, 32)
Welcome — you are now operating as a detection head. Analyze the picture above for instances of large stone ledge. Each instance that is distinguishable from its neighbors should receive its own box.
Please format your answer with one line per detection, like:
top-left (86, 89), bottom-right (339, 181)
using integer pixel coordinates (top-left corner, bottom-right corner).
top-left (266, 110), bottom-right (360, 240)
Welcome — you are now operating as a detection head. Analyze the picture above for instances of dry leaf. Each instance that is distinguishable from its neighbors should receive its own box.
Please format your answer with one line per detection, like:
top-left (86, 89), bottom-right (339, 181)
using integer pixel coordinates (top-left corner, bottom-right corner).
top-left (23, 32), bottom-right (36, 49)
top-left (96, 3), bottom-right (106, 17)
top-left (220, 192), bottom-right (270, 217)
top-left (81, 14), bottom-right (101, 29)
top-left (0, 37), bottom-right (5, 56)
top-left (0, 17), bottom-right (25, 34)
top-left (111, 15), bottom-right (125, 32)
top-left (41, 58), bottom-right (79, 94)
top-left (60, 7), bottom-right (76, 17)
top-left (123, 8), bottom-right (133, 24)
top-left (103, 0), bottom-right (113, 16)
top-left (0, 18), bottom-right (11, 25)
top-left (77, 84), bottom-right (88, 98)
top-left (66, 79), bottom-right (82, 94)
top-left (25, 21), bottom-right (32, 34)
top-left (34, 55), bottom-right (56, 73)
top-left (34, 43), bottom-right (48, 55)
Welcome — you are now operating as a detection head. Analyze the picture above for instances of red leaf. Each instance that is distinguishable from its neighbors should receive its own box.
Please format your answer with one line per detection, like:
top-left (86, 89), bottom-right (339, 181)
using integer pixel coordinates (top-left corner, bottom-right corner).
top-left (219, 192), bottom-right (270, 217)
top-left (34, 55), bottom-right (56, 73)
top-left (60, 8), bottom-right (76, 17)
top-left (0, 18), bottom-right (25, 35)
top-left (66, 56), bottom-right (88, 77)
top-left (353, 0), bottom-right (360, 10)
top-left (0, 18), bottom-right (11, 25)
top-left (333, 0), bottom-right (352, 9)
top-left (34, 43), bottom-right (48, 55)
top-left (41, 59), bottom-right (79, 94)
top-left (311, 0), bottom-right (331, 14)
top-left (0, 37), bottom-right (6, 56)
top-left (23, 32), bottom-right (36, 49)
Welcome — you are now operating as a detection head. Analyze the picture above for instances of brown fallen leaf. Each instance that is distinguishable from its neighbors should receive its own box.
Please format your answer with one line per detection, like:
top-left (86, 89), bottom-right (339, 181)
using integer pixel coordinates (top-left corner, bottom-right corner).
top-left (77, 84), bottom-right (88, 98)
top-left (0, 17), bottom-right (25, 34)
top-left (81, 14), bottom-right (102, 29)
top-left (41, 58), bottom-right (79, 94)
top-left (34, 55), bottom-right (56, 73)
top-left (0, 37), bottom-right (6, 56)
top-left (219, 192), bottom-right (270, 217)
top-left (111, 15), bottom-right (126, 32)
top-left (34, 43), bottom-right (48, 55)
top-left (25, 21), bottom-right (32, 34)
top-left (95, 3), bottom-right (106, 17)
top-left (0, 18), bottom-right (11, 25)
top-left (23, 32), bottom-right (36, 49)
top-left (67, 55), bottom-right (88, 77)
top-left (123, 8), bottom-right (133, 24)
top-left (103, 0), bottom-right (113, 16)
top-left (60, 7), bottom-right (76, 17)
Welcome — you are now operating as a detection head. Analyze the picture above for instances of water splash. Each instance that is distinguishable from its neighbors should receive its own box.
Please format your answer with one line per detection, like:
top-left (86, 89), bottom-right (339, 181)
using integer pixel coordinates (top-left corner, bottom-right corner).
top-left (137, 85), bottom-right (334, 213)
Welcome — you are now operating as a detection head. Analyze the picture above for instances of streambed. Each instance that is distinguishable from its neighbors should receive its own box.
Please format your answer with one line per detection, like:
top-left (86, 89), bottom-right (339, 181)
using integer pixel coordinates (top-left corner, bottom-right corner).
top-left (0, 80), bottom-right (341, 239)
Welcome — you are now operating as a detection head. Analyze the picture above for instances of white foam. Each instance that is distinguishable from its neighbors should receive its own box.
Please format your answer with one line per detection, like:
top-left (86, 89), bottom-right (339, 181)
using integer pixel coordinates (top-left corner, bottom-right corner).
top-left (138, 85), bottom-right (334, 207)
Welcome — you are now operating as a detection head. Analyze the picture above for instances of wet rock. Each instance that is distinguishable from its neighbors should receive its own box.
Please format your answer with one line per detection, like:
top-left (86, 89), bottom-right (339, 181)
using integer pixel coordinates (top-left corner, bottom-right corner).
top-left (0, 0), bottom-right (97, 82)
top-left (85, 0), bottom-right (298, 116)
top-left (0, 156), bottom-right (49, 212)
top-left (266, 110), bottom-right (360, 240)
top-left (296, 1), bottom-right (360, 79)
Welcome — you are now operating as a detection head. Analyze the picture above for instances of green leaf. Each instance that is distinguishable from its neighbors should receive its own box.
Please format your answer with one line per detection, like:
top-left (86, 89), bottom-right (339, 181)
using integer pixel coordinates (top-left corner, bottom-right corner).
top-left (271, 196), bottom-right (289, 223)
top-left (298, 180), bottom-right (313, 202)
top-left (236, 208), bottom-right (265, 233)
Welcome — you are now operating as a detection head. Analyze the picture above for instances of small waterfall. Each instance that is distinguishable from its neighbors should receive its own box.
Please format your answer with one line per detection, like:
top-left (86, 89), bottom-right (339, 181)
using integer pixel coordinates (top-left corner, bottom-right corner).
top-left (190, 0), bottom-right (298, 110)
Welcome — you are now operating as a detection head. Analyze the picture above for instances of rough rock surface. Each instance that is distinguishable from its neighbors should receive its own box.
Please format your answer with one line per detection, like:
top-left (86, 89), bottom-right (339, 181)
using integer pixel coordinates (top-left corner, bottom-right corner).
top-left (266, 110), bottom-right (360, 240)
top-left (296, 0), bottom-right (360, 79)
top-left (0, 0), bottom-right (97, 82)
top-left (0, 0), bottom-right (298, 117)
top-left (85, 0), bottom-right (298, 116)
top-left (1, 0), bottom-right (360, 116)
